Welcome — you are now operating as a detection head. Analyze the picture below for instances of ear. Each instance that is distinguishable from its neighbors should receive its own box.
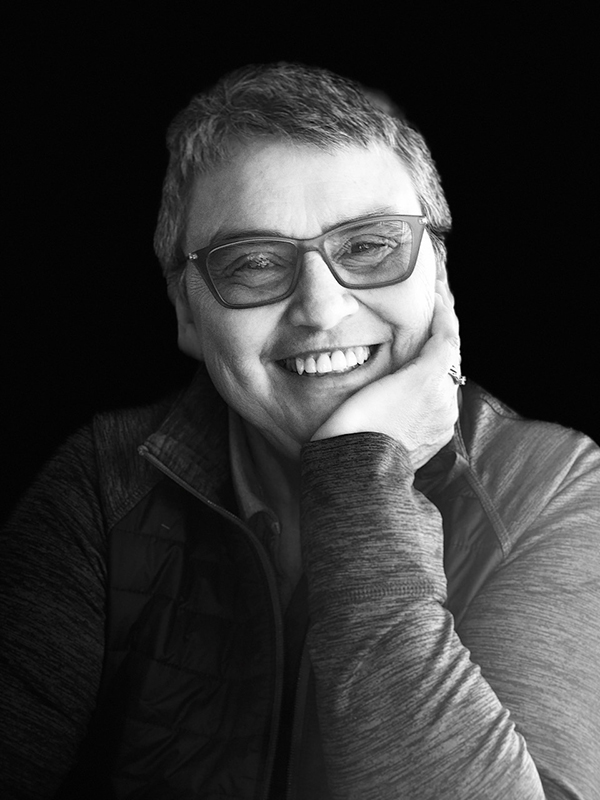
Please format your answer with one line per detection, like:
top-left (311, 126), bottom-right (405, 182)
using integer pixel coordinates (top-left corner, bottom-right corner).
top-left (174, 289), bottom-right (205, 361)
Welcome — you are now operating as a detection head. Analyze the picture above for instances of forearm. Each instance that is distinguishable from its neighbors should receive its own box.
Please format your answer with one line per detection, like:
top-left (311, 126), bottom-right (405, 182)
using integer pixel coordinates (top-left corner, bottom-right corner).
top-left (301, 433), bottom-right (544, 800)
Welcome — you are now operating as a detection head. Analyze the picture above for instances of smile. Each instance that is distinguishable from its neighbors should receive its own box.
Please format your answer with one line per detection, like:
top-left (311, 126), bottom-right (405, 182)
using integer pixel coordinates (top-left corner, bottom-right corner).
top-left (279, 345), bottom-right (374, 376)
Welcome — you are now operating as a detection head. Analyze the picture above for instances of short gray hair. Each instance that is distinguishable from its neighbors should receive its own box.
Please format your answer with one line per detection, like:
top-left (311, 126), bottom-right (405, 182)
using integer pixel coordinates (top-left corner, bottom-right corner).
top-left (154, 62), bottom-right (452, 298)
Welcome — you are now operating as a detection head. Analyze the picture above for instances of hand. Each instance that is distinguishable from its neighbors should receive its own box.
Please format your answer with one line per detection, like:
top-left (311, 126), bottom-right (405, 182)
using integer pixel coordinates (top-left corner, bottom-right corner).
top-left (311, 281), bottom-right (462, 471)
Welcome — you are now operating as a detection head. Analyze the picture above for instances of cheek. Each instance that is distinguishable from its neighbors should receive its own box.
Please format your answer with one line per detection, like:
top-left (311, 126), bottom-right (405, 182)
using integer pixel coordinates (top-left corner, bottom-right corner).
top-left (365, 261), bottom-right (436, 370)
top-left (373, 270), bottom-right (436, 330)
top-left (201, 320), bottom-right (279, 425)
top-left (184, 278), bottom-right (252, 368)
top-left (199, 306), bottom-right (274, 385)
top-left (401, 246), bottom-right (437, 324)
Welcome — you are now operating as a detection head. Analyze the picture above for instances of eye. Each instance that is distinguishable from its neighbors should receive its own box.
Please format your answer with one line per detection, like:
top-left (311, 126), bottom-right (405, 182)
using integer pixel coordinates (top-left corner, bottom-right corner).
top-left (349, 237), bottom-right (393, 255)
top-left (210, 244), bottom-right (288, 278)
top-left (335, 235), bottom-right (397, 266)
top-left (233, 253), bottom-right (276, 272)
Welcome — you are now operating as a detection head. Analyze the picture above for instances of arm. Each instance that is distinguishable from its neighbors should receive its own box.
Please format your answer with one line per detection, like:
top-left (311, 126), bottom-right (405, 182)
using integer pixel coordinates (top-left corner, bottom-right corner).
top-left (301, 433), bottom-right (547, 799)
top-left (301, 284), bottom-right (599, 798)
top-left (0, 428), bottom-right (107, 799)
top-left (301, 431), bottom-right (600, 798)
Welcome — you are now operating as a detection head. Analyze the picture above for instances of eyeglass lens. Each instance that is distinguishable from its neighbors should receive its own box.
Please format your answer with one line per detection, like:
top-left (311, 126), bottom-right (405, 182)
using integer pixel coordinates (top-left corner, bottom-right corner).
top-left (207, 218), bottom-right (415, 306)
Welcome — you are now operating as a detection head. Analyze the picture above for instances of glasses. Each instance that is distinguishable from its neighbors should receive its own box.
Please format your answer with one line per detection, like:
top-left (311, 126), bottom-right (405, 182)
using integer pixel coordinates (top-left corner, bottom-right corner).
top-left (180, 214), bottom-right (428, 309)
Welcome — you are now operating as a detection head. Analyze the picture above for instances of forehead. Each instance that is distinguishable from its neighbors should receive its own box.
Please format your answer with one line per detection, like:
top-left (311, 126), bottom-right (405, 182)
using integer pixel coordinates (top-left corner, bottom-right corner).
top-left (184, 139), bottom-right (421, 248)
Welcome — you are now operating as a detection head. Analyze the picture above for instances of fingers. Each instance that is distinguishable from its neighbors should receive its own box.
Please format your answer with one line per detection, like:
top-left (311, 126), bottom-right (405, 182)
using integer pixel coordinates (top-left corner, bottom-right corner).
top-left (436, 284), bottom-right (465, 388)
top-left (418, 283), bottom-right (461, 373)
top-left (433, 281), bottom-right (460, 344)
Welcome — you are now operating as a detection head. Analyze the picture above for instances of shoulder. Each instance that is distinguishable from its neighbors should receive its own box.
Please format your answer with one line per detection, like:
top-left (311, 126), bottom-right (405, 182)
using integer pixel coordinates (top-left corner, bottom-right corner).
top-left (459, 381), bottom-right (600, 549)
top-left (91, 391), bottom-right (177, 464)
top-left (88, 390), bottom-right (185, 525)
top-left (5, 390), bottom-right (184, 539)
top-left (461, 381), bottom-right (600, 481)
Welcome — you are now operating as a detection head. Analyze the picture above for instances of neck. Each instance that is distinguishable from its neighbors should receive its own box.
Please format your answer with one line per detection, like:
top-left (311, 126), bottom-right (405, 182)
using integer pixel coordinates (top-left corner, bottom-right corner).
top-left (242, 420), bottom-right (305, 603)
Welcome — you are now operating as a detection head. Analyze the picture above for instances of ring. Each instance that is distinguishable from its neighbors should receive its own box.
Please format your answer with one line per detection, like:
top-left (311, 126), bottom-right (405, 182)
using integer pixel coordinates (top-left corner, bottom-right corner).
top-left (448, 365), bottom-right (466, 386)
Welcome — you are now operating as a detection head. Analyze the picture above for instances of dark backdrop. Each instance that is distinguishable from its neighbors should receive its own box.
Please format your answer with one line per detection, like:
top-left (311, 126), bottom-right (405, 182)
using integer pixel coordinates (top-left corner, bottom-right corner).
top-left (3, 6), bottom-right (597, 520)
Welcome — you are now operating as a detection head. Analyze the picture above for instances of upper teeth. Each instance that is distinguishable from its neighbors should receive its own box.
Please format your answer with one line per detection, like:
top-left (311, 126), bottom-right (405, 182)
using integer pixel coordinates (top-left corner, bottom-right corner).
top-left (282, 346), bottom-right (372, 376)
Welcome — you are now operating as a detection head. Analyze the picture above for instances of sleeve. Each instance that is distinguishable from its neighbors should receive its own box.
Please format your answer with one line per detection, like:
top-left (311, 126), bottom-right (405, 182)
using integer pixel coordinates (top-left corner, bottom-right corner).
top-left (300, 432), bottom-right (600, 800)
top-left (0, 427), bottom-right (108, 800)
top-left (455, 439), bottom-right (600, 799)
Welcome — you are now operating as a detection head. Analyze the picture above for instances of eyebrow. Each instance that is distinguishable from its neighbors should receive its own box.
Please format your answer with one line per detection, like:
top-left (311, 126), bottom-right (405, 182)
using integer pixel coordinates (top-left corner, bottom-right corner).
top-left (207, 206), bottom-right (402, 246)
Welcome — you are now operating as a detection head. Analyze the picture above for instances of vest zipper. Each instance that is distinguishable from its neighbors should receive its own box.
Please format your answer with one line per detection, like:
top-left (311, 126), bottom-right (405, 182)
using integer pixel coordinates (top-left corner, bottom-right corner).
top-left (285, 643), bottom-right (312, 800)
top-left (138, 444), bottom-right (285, 800)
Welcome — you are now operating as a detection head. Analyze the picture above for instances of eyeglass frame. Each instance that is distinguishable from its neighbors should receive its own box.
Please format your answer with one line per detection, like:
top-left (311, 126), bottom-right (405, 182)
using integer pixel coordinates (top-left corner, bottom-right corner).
top-left (178, 213), bottom-right (428, 309)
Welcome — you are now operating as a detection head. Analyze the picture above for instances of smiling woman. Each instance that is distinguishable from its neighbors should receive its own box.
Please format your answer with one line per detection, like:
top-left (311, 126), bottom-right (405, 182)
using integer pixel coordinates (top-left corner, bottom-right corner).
top-left (1, 60), bottom-right (599, 800)
top-left (175, 138), bottom-right (439, 457)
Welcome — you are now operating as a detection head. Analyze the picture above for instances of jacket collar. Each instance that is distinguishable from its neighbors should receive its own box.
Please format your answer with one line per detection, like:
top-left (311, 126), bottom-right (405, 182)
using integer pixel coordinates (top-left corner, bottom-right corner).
top-left (140, 365), bottom-right (233, 507)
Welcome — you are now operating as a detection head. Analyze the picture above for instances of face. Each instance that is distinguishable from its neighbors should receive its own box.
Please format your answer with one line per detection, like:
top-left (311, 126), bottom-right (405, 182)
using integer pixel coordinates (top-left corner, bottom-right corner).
top-left (177, 139), bottom-right (442, 460)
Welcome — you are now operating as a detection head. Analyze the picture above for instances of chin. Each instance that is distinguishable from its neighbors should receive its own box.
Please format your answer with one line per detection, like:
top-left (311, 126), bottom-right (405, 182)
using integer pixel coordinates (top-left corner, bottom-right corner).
top-left (259, 409), bottom-right (333, 459)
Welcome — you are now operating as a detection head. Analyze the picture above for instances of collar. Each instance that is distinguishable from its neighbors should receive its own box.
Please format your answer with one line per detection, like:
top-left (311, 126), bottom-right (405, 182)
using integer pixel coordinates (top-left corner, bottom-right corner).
top-left (139, 365), bottom-right (234, 508)
top-left (228, 408), bottom-right (278, 525)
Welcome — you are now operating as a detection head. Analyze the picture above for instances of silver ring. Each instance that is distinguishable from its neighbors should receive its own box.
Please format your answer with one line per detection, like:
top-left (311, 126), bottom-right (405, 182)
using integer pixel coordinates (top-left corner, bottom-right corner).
top-left (448, 365), bottom-right (466, 386)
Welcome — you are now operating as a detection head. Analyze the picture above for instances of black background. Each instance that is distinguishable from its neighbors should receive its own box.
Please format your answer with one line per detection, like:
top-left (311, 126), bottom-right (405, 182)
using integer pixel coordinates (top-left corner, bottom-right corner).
top-left (2, 5), bottom-right (597, 520)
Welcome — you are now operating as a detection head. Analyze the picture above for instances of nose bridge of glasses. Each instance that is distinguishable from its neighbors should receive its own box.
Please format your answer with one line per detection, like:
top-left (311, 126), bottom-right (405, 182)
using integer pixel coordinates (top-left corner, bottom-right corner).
top-left (287, 244), bottom-right (360, 325)
top-left (294, 240), bottom-right (345, 290)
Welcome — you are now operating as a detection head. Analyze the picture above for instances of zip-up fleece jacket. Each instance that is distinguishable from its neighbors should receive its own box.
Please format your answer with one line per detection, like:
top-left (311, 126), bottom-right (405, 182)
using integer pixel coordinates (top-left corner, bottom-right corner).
top-left (1, 366), bottom-right (599, 800)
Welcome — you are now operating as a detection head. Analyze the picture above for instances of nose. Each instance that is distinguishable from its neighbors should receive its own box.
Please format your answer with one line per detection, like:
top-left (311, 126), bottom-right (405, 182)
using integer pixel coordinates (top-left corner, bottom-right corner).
top-left (285, 252), bottom-right (360, 329)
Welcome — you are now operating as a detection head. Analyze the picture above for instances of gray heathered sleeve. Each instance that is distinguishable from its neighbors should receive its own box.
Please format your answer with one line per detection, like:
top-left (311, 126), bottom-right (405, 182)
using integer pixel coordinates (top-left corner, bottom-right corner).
top-left (300, 432), bottom-right (599, 799)
top-left (0, 427), bottom-right (107, 799)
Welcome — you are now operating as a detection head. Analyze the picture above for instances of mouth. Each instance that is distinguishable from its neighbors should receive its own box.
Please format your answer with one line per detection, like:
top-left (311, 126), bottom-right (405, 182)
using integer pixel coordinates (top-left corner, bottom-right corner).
top-left (277, 345), bottom-right (378, 376)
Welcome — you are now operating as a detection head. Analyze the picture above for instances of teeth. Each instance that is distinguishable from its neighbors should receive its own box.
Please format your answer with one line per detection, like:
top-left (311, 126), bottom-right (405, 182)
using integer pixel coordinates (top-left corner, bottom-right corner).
top-left (282, 346), bottom-right (373, 376)
top-left (344, 349), bottom-right (358, 368)
top-left (330, 350), bottom-right (347, 370)
top-left (304, 356), bottom-right (317, 374)
top-left (316, 353), bottom-right (332, 374)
